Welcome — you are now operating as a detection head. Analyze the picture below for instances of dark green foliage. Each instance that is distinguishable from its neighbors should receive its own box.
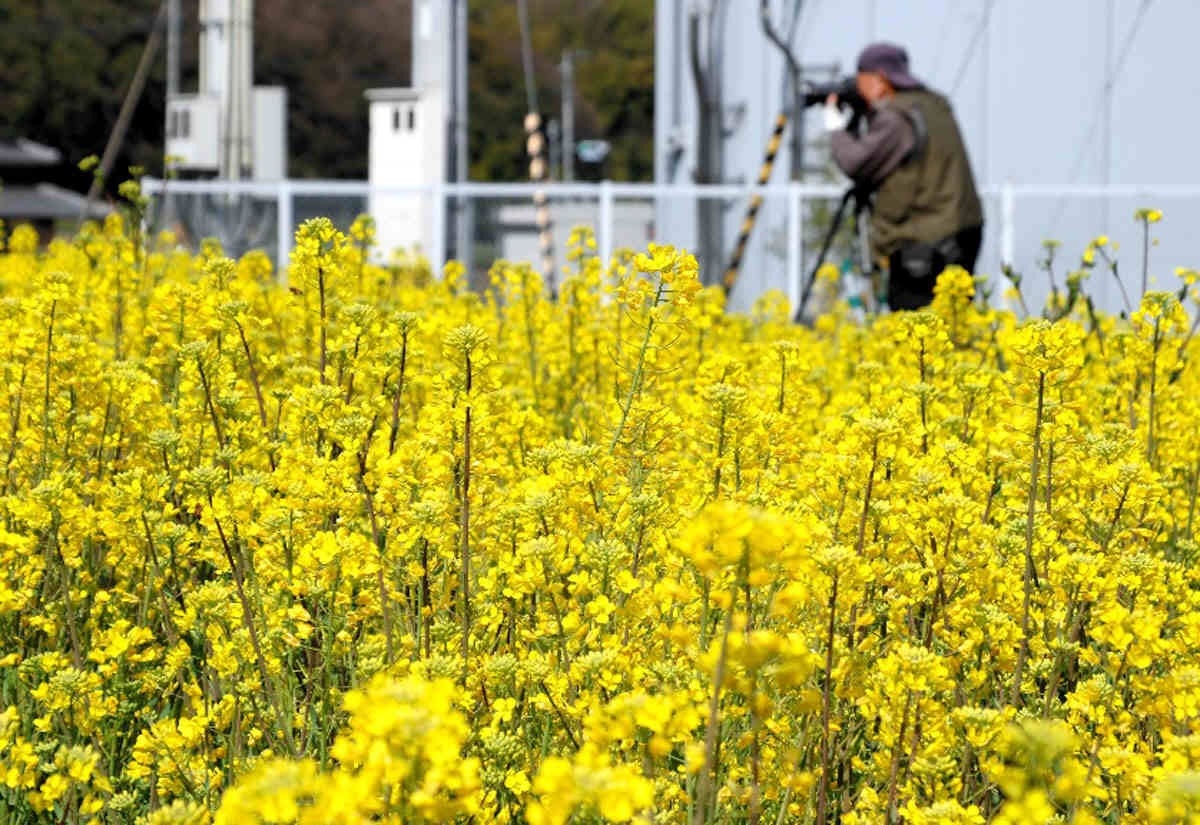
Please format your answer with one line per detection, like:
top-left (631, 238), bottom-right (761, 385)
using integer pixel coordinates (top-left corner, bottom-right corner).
top-left (0, 0), bottom-right (653, 184)
top-left (469, 0), bottom-right (654, 182)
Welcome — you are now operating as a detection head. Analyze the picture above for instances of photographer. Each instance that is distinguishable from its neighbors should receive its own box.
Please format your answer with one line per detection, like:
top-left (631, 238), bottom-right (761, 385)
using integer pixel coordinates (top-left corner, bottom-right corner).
top-left (825, 43), bottom-right (983, 311)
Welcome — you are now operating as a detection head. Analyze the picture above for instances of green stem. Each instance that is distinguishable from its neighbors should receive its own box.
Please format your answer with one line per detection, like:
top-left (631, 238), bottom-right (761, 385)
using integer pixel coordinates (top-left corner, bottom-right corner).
top-left (1141, 220), bottom-right (1150, 297)
top-left (388, 329), bottom-right (410, 455)
top-left (210, 497), bottom-right (294, 756)
top-left (816, 571), bottom-right (840, 825)
top-left (459, 352), bottom-right (473, 673)
top-left (692, 549), bottom-right (746, 825)
top-left (195, 357), bottom-right (227, 452)
top-left (39, 299), bottom-right (57, 481)
top-left (711, 406), bottom-right (727, 499)
top-left (776, 352), bottom-right (787, 413)
top-left (235, 319), bottom-right (268, 429)
top-left (3, 364), bottom-right (26, 496)
top-left (610, 283), bottom-right (664, 452)
top-left (1109, 257), bottom-right (1134, 316)
top-left (357, 445), bottom-right (393, 665)
top-left (114, 268), bottom-right (124, 361)
top-left (524, 269), bottom-right (539, 404)
top-left (1148, 319), bottom-right (1160, 466)
top-left (918, 339), bottom-right (929, 454)
top-left (318, 265), bottom-right (328, 384)
top-left (856, 439), bottom-right (879, 556)
top-left (886, 692), bottom-right (914, 822)
top-left (421, 537), bottom-right (432, 658)
top-left (1012, 371), bottom-right (1045, 707)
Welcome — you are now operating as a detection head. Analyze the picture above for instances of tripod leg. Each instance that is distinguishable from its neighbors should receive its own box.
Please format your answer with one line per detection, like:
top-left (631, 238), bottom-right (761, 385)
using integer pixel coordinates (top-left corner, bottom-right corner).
top-left (793, 187), bottom-right (855, 323)
top-left (854, 206), bottom-right (876, 310)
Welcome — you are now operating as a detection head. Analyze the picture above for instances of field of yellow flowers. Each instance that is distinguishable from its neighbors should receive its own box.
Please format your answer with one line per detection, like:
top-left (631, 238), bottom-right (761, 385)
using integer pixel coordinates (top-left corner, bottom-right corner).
top-left (1, 208), bottom-right (1200, 825)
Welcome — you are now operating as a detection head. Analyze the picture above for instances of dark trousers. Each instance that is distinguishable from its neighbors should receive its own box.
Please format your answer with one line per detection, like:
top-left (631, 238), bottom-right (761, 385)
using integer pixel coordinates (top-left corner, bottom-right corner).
top-left (886, 224), bottom-right (984, 311)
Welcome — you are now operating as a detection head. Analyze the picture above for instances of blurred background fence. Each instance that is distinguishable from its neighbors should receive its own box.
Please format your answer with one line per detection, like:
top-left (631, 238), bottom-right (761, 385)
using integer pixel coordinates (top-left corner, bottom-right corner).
top-left (142, 178), bottom-right (1200, 316)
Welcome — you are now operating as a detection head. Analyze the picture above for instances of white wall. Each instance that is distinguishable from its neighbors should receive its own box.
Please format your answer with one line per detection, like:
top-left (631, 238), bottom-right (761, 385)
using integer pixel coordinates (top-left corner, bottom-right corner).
top-left (165, 94), bottom-right (221, 170)
top-left (252, 87), bottom-right (287, 181)
top-left (367, 90), bottom-right (447, 259)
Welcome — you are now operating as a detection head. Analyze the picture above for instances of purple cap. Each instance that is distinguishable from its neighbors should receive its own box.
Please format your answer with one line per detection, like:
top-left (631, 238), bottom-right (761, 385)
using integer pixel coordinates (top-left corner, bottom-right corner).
top-left (856, 42), bottom-right (923, 90)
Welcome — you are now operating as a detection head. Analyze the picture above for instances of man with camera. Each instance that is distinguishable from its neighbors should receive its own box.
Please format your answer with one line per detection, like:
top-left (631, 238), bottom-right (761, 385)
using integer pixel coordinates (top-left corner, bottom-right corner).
top-left (823, 42), bottom-right (983, 311)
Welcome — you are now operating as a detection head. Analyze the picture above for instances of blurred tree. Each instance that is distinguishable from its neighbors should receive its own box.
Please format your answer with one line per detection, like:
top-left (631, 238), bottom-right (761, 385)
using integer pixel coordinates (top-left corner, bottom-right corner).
top-left (0, 0), bottom-right (167, 192)
top-left (0, 0), bottom-right (411, 185)
top-left (469, 0), bottom-right (654, 182)
top-left (255, 0), bottom-right (411, 179)
top-left (0, 0), bottom-right (652, 184)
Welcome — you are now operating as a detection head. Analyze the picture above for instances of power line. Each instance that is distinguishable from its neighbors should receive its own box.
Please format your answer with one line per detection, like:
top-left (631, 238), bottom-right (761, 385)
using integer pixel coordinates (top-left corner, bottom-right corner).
top-left (785, 0), bottom-right (805, 40)
top-left (948, 0), bottom-right (998, 97)
top-left (516, 0), bottom-right (538, 115)
top-left (1045, 0), bottom-right (1155, 233)
top-left (1060, 0), bottom-right (1154, 187)
top-left (85, 0), bottom-right (168, 218)
top-left (1, 14), bottom-right (168, 38)
top-left (928, 0), bottom-right (958, 84)
top-left (796, 0), bottom-right (822, 51)
top-left (778, 0), bottom-right (805, 104)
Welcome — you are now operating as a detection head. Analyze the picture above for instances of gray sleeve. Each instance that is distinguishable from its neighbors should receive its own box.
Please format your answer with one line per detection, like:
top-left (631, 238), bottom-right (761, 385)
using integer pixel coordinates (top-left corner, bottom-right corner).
top-left (830, 108), bottom-right (915, 186)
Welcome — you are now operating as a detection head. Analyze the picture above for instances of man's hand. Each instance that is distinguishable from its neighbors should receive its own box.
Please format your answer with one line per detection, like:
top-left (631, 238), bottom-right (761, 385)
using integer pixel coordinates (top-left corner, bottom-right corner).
top-left (823, 95), bottom-right (851, 133)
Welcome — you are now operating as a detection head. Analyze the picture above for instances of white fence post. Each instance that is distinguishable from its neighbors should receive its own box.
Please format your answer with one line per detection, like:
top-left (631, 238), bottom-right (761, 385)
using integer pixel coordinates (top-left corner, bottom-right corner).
top-left (787, 182), bottom-right (802, 313)
top-left (276, 180), bottom-right (293, 282)
top-left (598, 180), bottom-right (614, 267)
top-left (431, 183), bottom-right (446, 278)
top-left (140, 175), bottom-right (160, 241)
top-left (1001, 181), bottom-right (1015, 269)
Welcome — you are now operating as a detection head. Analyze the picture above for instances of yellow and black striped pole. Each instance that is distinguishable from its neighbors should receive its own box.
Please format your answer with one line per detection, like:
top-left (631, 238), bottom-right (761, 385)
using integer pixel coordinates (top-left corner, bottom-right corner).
top-left (524, 112), bottom-right (556, 291)
top-left (722, 111), bottom-right (789, 301)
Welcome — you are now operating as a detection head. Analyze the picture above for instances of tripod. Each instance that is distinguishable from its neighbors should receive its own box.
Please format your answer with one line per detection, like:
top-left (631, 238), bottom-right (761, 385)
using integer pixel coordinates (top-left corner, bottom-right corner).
top-left (792, 184), bottom-right (877, 323)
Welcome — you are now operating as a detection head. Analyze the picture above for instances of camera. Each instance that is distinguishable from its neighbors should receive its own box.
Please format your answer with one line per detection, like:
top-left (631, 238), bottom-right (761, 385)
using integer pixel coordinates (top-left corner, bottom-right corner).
top-left (802, 77), bottom-right (868, 118)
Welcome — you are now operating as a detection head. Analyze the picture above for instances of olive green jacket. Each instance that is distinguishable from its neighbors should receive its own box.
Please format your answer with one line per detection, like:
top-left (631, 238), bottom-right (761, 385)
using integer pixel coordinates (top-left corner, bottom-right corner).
top-left (831, 89), bottom-right (983, 258)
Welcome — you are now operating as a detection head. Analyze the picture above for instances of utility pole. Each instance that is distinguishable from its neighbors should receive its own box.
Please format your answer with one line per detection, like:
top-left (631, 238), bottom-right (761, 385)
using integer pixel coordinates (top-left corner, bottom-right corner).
top-left (85, 1), bottom-right (168, 213)
top-left (560, 50), bottom-right (575, 182)
top-left (689, 0), bottom-right (726, 287)
top-left (547, 119), bottom-right (561, 179)
top-left (236, 0), bottom-right (254, 180)
top-left (160, 0), bottom-right (181, 230)
top-left (761, 0), bottom-right (802, 180)
top-left (517, 0), bottom-right (538, 116)
top-left (452, 0), bottom-right (471, 270)
top-left (212, 0), bottom-right (254, 181)
top-left (517, 0), bottom-right (554, 286)
top-left (166, 0), bottom-right (180, 100)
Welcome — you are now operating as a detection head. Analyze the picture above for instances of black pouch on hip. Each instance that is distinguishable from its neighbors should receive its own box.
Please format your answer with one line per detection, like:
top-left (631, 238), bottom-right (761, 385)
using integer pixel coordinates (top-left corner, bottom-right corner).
top-left (895, 239), bottom-right (939, 281)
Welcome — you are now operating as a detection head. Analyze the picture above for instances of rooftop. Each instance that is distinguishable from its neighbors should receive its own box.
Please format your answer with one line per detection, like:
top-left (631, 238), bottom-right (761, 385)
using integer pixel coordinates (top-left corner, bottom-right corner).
top-left (0, 184), bottom-right (109, 221)
top-left (364, 87), bottom-right (422, 103)
top-left (0, 138), bottom-right (63, 168)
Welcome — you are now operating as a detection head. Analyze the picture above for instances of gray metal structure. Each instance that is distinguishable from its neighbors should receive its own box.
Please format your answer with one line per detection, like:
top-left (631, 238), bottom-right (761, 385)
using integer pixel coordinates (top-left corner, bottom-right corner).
top-left (655, 0), bottom-right (816, 308)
